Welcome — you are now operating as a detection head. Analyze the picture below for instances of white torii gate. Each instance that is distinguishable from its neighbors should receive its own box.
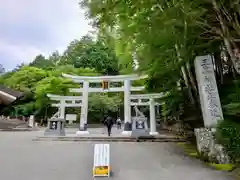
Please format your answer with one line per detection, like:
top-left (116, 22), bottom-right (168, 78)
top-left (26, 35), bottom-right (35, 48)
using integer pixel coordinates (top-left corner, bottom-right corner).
top-left (130, 93), bottom-right (164, 135)
top-left (62, 73), bottom-right (148, 135)
top-left (47, 94), bottom-right (82, 119)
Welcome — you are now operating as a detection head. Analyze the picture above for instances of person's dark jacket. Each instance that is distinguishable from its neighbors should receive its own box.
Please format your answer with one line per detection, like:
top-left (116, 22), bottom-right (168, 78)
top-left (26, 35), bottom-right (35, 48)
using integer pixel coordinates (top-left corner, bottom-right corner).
top-left (105, 116), bottom-right (114, 127)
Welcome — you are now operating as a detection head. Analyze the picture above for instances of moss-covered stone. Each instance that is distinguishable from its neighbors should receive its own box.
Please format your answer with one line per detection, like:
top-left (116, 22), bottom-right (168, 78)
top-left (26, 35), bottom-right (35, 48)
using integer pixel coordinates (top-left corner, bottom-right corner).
top-left (176, 141), bottom-right (239, 180)
top-left (207, 163), bottom-right (235, 171)
top-left (177, 142), bottom-right (198, 153)
top-left (188, 152), bottom-right (199, 157)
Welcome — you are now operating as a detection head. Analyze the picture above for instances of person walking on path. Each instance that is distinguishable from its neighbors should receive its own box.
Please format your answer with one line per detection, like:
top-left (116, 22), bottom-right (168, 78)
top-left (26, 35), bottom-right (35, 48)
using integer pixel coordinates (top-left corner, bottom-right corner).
top-left (105, 116), bottom-right (114, 136)
top-left (116, 117), bottom-right (122, 129)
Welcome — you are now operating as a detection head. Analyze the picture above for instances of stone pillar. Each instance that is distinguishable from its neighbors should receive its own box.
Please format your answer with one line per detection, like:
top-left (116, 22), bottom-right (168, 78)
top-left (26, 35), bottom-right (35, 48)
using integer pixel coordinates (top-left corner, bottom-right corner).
top-left (194, 55), bottom-right (227, 164)
top-left (122, 79), bottom-right (132, 135)
top-left (194, 55), bottom-right (223, 127)
top-left (149, 99), bottom-right (158, 135)
top-left (28, 115), bottom-right (35, 128)
top-left (195, 128), bottom-right (230, 164)
top-left (77, 81), bottom-right (89, 135)
top-left (59, 99), bottom-right (65, 119)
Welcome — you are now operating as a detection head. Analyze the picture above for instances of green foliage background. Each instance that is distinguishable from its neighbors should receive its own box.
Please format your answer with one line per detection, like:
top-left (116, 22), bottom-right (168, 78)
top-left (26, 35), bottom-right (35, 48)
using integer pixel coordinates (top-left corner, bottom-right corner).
top-left (80, 0), bottom-right (240, 159)
top-left (0, 35), bottom-right (124, 123)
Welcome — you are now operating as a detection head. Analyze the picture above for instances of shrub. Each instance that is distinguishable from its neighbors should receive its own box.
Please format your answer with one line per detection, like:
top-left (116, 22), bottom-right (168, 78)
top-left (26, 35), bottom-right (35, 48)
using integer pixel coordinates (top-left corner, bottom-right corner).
top-left (215, 119), bottom-right (240, 163)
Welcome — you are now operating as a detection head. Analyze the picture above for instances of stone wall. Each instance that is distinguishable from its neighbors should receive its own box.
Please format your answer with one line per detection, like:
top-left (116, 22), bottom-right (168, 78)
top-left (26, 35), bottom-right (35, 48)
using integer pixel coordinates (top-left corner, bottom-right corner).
top-left (194, 128), bottom-right (230, 164)
top-left (160, 122), bottom-right (195, 138)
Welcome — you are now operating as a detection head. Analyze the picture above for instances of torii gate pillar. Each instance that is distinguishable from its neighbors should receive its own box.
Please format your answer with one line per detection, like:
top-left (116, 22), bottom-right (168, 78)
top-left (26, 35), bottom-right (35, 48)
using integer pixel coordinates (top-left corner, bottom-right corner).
top-left (149, 99), bottom-right (159, 135)
top-left (122, 80), bottom-right (132, 135)
top-left (76, 81), bottom-right (89, 135)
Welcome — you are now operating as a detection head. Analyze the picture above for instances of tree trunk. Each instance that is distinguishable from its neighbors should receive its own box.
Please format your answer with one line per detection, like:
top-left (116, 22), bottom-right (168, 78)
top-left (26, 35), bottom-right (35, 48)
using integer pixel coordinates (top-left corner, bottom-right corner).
top-left (214, 53), bottom-right (224, 84)
top-left (186, 62), bottom-right (198, 93)
top-left (175, 44), bottom-right (195, 104)
top-left (212, 0), bottom-right (239, 74)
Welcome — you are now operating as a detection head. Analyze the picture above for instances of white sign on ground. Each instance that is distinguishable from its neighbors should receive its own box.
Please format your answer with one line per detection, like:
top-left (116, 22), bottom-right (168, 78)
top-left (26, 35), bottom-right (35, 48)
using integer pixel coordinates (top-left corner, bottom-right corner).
top-left (194, 55), bottom-right (223, 127)
top-left (93, 144), bottom-right (110, 177)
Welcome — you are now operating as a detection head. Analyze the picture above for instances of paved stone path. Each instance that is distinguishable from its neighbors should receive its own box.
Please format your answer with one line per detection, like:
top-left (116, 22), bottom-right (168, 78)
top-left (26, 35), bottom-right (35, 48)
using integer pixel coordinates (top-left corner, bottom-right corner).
top-left (0, 130), bottom-right (234, 180)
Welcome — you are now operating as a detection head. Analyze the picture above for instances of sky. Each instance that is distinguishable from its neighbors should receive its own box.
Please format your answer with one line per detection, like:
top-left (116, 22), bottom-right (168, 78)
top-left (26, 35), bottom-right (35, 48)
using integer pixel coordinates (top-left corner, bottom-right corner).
top-left (0, 0), bottom-right (92, 71)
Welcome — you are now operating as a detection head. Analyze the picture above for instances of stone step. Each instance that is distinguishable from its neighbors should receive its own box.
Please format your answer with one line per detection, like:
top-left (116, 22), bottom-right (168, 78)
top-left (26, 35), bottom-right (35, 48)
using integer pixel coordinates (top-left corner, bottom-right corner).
top-left (0, 128), bottom-right (39, 132)
top-left (33, 136), bottom-right (186, 142)
top-left (0, 119), bottom-right (28, 130)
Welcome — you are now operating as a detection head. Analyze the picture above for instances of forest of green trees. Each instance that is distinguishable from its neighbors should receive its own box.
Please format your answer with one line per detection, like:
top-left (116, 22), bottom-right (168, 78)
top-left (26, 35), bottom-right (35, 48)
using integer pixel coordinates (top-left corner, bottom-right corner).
top-left (0, 0), bottom-right (240, 160)
top-left (0, 35), bottom-right (127, 122)
top-left (80, 0), bottom-right (240, 160)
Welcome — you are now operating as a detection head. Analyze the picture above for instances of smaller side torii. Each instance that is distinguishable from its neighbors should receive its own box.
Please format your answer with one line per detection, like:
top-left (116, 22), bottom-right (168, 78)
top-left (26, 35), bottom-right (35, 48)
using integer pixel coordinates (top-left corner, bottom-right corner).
top-left (130, 93), bottom-right (164, 135)
top-left (47, 94), bottom-right (82, 119)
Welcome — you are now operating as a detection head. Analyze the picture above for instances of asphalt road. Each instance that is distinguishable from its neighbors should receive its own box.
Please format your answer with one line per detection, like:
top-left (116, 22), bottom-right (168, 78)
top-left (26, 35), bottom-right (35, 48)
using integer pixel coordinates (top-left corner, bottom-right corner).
top-left (0, 131), bottom-right (234, 180)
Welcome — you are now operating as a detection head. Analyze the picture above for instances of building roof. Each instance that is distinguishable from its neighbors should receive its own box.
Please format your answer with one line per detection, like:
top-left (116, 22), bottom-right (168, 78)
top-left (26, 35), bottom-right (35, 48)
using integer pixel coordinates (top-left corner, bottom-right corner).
top-left (0, 85), bottom-right (23, 105)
